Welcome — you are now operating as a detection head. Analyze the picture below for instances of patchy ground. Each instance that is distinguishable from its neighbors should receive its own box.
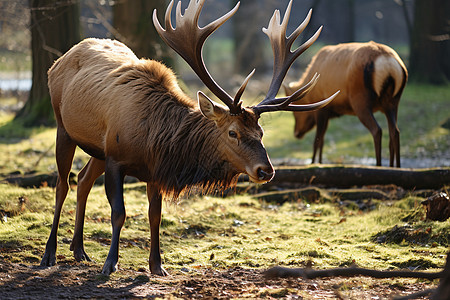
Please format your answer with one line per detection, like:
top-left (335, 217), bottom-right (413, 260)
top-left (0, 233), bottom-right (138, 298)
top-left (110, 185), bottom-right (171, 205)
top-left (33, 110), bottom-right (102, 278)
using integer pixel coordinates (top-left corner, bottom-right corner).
top-left (0, 256), bottom-right (440, 299)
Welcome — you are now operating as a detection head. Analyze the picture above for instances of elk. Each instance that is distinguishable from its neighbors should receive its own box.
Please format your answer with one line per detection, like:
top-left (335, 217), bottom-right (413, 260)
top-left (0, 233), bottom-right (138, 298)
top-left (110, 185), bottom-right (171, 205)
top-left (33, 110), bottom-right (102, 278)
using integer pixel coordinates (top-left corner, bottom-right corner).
top-left (285, 41), bottom-right (407, 167)
top-left (40, 0), bottom-right (338, 276)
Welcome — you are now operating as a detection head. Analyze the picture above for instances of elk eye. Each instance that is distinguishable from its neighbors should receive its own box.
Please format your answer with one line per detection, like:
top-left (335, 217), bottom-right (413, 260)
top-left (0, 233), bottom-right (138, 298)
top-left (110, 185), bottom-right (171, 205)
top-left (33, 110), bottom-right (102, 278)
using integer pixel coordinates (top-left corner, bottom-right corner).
top-left (228, 130), bottom-right (237, 138)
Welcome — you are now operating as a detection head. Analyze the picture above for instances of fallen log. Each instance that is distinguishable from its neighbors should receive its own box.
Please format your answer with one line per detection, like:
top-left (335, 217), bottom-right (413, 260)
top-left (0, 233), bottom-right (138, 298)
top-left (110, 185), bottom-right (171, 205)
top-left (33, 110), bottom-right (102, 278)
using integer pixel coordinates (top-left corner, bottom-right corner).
top-left (263, 265), bottom-right (443, 280)
top-left (254, 187), bottom-right (391, 203)
top-left (268, 165), bottom-right (450, 189)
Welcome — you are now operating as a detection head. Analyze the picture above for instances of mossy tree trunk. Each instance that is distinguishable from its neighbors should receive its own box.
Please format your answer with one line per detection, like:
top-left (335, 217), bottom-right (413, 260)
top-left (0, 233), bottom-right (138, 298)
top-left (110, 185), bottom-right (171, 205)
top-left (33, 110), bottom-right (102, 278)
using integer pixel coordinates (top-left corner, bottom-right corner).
top-left (16, 0), bottom-right (80, 127)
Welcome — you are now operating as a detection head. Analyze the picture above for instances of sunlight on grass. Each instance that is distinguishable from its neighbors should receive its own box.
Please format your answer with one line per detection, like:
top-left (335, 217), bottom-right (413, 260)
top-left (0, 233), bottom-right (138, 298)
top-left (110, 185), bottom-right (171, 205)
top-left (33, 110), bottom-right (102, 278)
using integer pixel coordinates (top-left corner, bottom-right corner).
top-left (1, 183), bottom-right (447, 273)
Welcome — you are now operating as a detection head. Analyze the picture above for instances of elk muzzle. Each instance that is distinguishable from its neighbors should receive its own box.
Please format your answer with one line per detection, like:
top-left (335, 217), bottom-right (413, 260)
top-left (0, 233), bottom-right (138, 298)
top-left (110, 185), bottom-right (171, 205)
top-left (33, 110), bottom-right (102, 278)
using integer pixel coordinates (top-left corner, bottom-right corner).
top-left (257, 166), bottom-right (274, 182)
top-left (246, 157), bottom-right (274, 183)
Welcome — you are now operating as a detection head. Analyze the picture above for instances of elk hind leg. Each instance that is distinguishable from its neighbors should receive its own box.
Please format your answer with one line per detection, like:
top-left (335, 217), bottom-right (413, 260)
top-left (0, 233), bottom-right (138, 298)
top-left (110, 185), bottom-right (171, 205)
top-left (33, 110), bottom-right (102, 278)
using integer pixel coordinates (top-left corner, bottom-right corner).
top-left (385, 107), bottom-right (400, 167)
top-left (70, 157), bottom-right (105, 261)
top-left (41, 127), bottom-right (76, 266)
top-left (147, 183), bottom-right (168, 276)
top-left (355, 106), bottom-right (382, 166)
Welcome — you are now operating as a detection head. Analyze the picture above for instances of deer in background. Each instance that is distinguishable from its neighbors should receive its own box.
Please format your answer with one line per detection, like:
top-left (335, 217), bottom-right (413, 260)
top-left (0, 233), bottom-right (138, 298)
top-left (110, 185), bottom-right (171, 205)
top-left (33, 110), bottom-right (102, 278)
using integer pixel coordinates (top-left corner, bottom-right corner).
top-left (285, 41), bottom-right (407, 167)
top-left (40, 0), bottom-right (339, 276)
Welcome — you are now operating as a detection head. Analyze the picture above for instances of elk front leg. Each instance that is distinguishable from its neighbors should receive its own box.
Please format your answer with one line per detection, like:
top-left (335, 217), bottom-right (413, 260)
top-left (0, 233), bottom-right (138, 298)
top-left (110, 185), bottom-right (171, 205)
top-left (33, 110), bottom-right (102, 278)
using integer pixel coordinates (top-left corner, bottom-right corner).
top-left (102, 157), bottom-right (125, 275)
top-left (70, 157), bottom-right (105, 262)
top-left (147, 183), bottom-right (168, 276)
top-left (41, 127), bottom-right (76, 267)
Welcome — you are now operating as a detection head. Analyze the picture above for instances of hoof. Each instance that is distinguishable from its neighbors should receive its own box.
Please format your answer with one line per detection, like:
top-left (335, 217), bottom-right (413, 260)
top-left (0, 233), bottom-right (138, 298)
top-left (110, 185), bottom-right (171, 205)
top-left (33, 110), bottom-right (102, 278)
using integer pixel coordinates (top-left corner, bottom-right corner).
top-left (101, 260), bottom-right (117, 275)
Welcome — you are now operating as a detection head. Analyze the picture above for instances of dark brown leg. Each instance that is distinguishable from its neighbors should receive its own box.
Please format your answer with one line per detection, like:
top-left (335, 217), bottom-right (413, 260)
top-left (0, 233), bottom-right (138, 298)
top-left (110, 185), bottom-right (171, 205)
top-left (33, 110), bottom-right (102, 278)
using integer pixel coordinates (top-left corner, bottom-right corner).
top-left (354, 102), bottom-right (382, 166)
top-left (101, 157), bottom-right (125, 275)
top-left (41, 127), bottom-right (76, 266)
top-left (312, 112), bottom-right (329, 164)
top-left (147, 183), bottom-right (168, 276)
top-left (70, 157), bottom-right (105, 261)
top-left (385, 107), bottom-right (400, 167)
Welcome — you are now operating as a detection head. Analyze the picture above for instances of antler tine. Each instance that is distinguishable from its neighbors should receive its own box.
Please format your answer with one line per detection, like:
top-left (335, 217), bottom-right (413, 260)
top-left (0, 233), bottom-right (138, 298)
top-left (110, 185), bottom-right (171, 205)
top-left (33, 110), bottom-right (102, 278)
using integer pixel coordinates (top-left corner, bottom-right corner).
top-left (259, 1), bottom-right (322, 105)
top-left (153, 0), bottom-right (241, 114)
top-left (254, 87), bottom-right (340, 115)
top-left (233, 69), bottom-right (255, 111)
top-left (254, 73), bottom-right (315, 114)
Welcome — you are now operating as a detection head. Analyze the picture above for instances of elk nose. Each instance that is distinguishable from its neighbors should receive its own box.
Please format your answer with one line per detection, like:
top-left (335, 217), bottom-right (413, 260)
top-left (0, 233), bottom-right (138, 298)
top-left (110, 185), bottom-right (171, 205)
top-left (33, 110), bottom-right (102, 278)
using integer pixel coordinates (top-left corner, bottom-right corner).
top-left (257, 167), bottom-right (274, 182)
top-left (294, 130), bottom-right (304, 139)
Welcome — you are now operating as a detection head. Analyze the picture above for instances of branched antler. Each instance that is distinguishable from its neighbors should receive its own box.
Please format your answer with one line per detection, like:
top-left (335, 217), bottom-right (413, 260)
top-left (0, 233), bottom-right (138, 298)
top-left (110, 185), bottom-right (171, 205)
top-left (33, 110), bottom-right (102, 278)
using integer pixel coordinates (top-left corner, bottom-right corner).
top-left (153, 0), bottom-right (245, 114)
top-left (253, 1), bottom-right (339, 115)
top-left (154, 0), bottom-right (338, 116)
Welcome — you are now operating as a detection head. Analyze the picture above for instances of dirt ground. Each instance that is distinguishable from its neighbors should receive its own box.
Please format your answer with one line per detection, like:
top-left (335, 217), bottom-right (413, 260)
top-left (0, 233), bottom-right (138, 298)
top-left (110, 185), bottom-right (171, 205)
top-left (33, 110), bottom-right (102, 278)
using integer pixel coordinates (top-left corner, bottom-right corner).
top-left (0, 256), bottom-right (440, 299)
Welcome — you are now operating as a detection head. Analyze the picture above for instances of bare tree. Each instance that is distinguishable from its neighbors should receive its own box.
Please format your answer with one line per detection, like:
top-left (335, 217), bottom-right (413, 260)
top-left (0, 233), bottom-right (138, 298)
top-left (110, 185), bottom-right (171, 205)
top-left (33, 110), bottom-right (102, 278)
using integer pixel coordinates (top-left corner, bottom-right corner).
top-left (16, 0), bottom-right (80, 126)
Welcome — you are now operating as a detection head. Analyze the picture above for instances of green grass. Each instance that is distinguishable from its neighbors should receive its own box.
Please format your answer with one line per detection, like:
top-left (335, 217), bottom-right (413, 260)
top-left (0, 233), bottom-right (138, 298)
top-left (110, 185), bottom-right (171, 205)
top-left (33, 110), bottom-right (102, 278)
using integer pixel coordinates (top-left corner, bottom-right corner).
top-left (0, 182), bottom-right (448, 272)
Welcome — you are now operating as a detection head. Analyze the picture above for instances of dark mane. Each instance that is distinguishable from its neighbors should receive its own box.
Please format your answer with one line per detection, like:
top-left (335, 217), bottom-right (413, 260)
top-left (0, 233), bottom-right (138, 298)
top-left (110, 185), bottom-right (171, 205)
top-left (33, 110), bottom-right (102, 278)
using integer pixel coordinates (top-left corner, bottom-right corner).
top-left (126, 61), bottom-right (240, 198)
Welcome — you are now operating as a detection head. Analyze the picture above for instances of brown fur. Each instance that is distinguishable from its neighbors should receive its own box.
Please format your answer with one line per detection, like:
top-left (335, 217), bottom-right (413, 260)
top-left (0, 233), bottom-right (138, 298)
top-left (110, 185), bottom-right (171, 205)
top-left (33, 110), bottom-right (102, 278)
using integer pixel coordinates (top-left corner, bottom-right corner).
top-left (286, 41), bottom-right (408, 167)
top-left (48, 38), bottom-right (268, 197)
top-left (42, 38), bottom-right (274, 275)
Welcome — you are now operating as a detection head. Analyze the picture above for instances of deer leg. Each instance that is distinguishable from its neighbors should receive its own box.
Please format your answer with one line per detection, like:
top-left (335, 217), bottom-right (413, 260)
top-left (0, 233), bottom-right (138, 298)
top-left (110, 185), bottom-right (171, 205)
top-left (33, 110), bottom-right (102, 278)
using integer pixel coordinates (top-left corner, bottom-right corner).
top-left (355, 107), bottom-right (382, 166)
top-left (41, 127), bottom-right (76, 267)
top-left (70, 157), bottom-right (105, 262)
top-left (312, 112), bottom-right (329, 164)
top-left (385, 108), bottom-right (400, 168)
top-left (147, 183), bottom-right (168, 276)
top-left (102, 157), bottom-right (125, 275)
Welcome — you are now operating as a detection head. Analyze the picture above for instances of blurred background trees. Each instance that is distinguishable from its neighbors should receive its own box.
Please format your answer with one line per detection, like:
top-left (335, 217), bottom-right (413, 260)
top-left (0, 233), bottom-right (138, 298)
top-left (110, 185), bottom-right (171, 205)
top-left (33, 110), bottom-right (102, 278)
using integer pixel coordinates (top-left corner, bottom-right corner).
top-left (16, 0), bottom-right (80, 126)
top-left (409, 0), bottom-right (450, 84)
top-left (0, 0), bottom-right (448, 127)
top-left (112, 0), bottom-right (174, 66)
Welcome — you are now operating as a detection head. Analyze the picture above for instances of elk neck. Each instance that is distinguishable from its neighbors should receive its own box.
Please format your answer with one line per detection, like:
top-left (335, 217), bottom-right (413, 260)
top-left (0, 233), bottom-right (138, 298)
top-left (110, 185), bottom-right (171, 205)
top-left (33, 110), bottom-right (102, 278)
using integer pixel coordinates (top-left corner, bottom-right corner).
top-left (125, 62), bottom-right (240, 198)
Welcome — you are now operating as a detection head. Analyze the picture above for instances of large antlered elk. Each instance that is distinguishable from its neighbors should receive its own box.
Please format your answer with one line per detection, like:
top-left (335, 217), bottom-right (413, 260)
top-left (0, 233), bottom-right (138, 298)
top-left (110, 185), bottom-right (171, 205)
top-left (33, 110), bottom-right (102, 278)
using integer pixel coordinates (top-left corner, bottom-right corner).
top-left (40, 0), bottom-right (338, 275)
top-left (286, 41), bottom-right (407, 167)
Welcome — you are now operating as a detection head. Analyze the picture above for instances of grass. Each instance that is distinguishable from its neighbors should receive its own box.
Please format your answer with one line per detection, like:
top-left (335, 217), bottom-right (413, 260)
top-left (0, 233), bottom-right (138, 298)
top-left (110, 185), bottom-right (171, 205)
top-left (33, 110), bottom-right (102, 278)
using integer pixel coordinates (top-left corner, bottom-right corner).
top-left (0, 182), bottom-right (448, 273)
top-left (0, 83), bottom-right (449, 275)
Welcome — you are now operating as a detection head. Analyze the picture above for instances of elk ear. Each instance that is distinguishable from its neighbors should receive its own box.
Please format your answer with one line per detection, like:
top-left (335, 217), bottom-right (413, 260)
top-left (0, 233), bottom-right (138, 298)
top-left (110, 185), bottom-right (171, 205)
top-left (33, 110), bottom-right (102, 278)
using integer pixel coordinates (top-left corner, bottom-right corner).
top-left (198, 91), bottom-right (227, 121)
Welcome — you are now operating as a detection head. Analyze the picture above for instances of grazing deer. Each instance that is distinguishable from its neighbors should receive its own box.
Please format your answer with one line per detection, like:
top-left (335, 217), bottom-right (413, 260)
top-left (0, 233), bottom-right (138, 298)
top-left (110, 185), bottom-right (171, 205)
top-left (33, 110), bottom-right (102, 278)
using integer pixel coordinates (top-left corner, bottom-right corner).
top-left (286, 41), bottom-right (407, 167)
top-left (40, 0), bottom-right (338, 275)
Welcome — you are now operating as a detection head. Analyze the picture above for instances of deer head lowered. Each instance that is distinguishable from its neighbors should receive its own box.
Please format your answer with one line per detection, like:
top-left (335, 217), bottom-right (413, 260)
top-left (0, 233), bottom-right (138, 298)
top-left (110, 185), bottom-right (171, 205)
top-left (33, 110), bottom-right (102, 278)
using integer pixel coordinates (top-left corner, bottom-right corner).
top-left (40, 0), bottom-right (339, 276)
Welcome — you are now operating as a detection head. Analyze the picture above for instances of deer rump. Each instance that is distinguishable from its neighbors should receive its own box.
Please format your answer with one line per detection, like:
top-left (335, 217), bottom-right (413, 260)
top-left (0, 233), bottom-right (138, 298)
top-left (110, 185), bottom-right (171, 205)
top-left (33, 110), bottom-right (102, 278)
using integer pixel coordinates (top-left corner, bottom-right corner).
top-left (288, 41), bottom-right (407, 167)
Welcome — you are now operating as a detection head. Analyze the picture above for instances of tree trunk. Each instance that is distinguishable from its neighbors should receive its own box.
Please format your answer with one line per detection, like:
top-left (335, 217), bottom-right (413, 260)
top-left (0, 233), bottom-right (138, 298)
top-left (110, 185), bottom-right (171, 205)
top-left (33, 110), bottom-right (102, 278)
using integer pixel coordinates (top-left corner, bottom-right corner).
top-left (409, 0), bottom-right (450, 84)
top-left (16, 0), bottom-right (80, 127)
top-left (112, 0), bottom-right (173, 67)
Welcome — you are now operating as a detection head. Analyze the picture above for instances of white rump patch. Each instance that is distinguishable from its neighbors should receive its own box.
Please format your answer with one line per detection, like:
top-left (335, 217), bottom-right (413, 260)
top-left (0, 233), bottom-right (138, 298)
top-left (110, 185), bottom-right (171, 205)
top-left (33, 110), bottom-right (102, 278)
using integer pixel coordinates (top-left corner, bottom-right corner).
top-left (373, 55), bottom-right (404, 97)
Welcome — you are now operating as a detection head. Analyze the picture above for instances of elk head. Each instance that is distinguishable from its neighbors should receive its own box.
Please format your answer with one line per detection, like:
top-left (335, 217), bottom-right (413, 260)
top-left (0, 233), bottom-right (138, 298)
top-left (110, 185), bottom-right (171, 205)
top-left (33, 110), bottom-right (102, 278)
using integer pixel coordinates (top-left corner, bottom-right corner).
top-left (153, 0), bottom-right (339, 183)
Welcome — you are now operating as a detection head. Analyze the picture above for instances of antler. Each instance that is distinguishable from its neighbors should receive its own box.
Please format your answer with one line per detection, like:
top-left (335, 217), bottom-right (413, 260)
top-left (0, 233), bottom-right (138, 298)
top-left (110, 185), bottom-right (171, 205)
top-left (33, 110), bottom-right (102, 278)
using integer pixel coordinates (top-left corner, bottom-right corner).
top-left (253, 1), bottom-right (339, 115)
top-left (153, 0), bottom-right (246, 115)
